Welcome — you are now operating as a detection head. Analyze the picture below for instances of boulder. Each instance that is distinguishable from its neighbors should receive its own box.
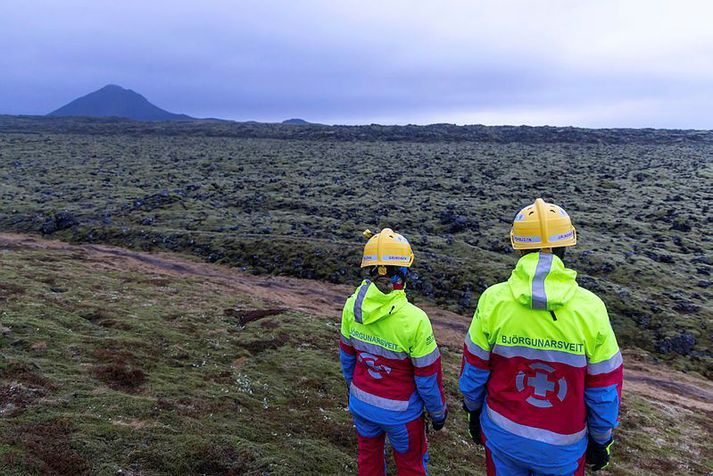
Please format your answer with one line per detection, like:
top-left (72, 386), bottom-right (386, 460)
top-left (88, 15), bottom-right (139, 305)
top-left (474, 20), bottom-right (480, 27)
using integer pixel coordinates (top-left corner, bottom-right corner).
top-left (438, 208), bottom-right (476, 233)
top-left (40, 211), bottom-right (78, 234)
top-left (656, 332), bottom-right (696, 356)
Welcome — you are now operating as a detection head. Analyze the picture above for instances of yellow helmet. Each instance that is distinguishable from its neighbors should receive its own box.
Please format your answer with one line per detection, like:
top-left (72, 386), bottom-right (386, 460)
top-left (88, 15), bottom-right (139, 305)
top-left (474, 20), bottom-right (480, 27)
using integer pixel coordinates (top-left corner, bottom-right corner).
top-left (510, 198), bottom-right (577, 250)
top-left (361, 228), bottom-right (414, 268)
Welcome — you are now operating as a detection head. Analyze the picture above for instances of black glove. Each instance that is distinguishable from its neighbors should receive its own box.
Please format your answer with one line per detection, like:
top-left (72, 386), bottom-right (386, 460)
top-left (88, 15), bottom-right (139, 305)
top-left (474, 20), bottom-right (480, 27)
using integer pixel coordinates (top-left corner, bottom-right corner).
top-left (431, 408), bottom-right (448, 431)
top-left (463, 403), bottom-right (483, 445)
top-left (586, 436), bottom-right (613, 471)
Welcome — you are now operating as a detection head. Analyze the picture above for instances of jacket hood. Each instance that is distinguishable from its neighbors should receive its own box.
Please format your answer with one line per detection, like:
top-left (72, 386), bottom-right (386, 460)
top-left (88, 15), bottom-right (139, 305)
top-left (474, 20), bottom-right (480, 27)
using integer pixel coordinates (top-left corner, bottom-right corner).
top-left (507, 252), bottom-right (578, 311)
top-left (352, 280), bottom-right (409, 325)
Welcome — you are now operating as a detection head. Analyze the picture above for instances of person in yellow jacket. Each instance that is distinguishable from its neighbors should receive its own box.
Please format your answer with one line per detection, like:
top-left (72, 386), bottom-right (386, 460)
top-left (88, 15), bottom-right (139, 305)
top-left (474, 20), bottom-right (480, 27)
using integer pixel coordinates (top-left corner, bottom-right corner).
top-left (340, 228), bottom-right (447, 476)
top-left (459, 199), bottom-right (623, 475)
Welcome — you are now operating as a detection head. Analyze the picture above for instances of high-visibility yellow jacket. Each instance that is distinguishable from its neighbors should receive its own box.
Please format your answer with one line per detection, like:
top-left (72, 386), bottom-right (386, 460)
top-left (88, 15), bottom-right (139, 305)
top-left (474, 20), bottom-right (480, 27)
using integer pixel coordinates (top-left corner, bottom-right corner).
top-left (340, 280), bottom-right (447, 425)
top-left (459, 252), bottom-right (623, 474)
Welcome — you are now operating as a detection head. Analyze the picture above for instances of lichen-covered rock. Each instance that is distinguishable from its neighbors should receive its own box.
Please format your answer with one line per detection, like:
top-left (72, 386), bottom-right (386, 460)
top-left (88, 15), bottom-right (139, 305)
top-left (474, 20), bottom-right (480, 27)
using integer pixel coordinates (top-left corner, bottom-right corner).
top-left (40, 211), bottom-right (78, 234)
top-left (656, 332), bottom-right (696, 355)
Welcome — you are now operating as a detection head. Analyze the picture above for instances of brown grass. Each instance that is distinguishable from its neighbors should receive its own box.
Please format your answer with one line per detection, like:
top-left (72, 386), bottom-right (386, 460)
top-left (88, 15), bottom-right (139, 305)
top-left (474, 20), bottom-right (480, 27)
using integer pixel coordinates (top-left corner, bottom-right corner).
top-left (93, 363), bottom-right (145, 392)
top-left (189, 442), bottom-right (256, 476)
top-left (0, 282), bottom-right (25, 302)
top-left (4, 419), bottom-right (90, 475)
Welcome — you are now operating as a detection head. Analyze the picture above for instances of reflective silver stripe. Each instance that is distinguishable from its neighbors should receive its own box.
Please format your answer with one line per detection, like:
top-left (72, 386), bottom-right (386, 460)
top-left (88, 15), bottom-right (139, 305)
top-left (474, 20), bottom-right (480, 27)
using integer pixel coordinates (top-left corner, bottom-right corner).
top-left (412, 347), bottom-right (441, 367)
top-left (340, 334), bottom-right (352, 347)
top-left (549, 231), bottom-right (574, 243)
top-left (351, 338), bottom-right (408, 360)
top-left (589, 429), bottom-right (612, 442)
top-left (492, 345), bottom-right (587, 368)
top-left (532, 253), bottom-right (553, 310)
top-left (381, 255), bottom-right (410, 262)
top-left (350, 383), bottom-right (410, 411)
top-left (486, 405), bottom-right (587, 446)
top-left (353, 281), bottom-right (371, 324)
top-left (465, 333), bottom-right (490, 360)
top-left (513, 235), bottom-right (542, 243)
top-left (587, 351), bottom-right (623, 375)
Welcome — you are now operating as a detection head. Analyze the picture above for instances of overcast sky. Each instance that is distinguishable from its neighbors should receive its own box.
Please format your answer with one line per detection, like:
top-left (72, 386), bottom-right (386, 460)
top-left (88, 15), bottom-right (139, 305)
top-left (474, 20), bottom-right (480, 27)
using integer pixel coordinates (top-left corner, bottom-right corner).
top-left (1, 0), bottom-right (712, 127)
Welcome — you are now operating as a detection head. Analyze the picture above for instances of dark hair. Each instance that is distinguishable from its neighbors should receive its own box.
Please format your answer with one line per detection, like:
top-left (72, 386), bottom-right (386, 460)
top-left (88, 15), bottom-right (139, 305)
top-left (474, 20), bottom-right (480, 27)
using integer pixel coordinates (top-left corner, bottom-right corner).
top-left (521, 247), bottom-right (567, 260)
top-left (367, 265), bottom-right (409, 283)
top-left (368, 265), bottom-right (398, 277)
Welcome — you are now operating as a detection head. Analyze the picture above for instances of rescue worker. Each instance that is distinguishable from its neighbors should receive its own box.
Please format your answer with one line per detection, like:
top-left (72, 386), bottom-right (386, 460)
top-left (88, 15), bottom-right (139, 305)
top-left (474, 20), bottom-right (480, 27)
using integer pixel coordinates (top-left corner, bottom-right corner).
top-left (339, 228), bottom-right (447, 476)
top-left (459, 198), bottom-right (623, 475)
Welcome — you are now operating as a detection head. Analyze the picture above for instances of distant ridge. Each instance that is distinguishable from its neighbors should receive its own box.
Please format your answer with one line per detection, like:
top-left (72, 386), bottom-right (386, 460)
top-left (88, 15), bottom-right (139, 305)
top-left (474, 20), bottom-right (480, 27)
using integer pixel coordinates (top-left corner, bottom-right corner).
top-left (282, 118), bottom-right (310, 125)
top-left (3, 115), bottom-right (712, 145)
top-left (48, 84), bottom-right (194, 121)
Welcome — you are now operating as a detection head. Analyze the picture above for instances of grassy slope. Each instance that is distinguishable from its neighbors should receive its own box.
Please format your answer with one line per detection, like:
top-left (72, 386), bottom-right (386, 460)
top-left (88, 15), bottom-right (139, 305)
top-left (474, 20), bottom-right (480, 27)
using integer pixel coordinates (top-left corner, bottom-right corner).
top-left (1, 239), bottom-right (711, 475)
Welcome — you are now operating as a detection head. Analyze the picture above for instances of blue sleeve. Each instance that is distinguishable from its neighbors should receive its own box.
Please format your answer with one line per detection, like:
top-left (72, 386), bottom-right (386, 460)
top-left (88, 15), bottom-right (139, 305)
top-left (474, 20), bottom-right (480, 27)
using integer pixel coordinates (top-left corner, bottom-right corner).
top-left (459, 362), bottom-right (490, 411)
top-left (411, 320), bottom-right (447, 421)
top-left (459, 305), bottom-right (492, 411)
top-left (414, 366), bottom-right (447, 421)
top-left (339, 347), bottom-right (356, 387)
top-left (339, 304), bottom-right (356, 387)
top-left (585, 334), bottom-right (623, 443)
top-left (585, 385), bottom-right (620, 443)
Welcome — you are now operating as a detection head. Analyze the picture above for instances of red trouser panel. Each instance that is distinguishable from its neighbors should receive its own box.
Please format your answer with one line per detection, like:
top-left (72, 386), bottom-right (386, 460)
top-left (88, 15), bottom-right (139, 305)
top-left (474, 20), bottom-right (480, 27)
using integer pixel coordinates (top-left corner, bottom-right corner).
top-left (485, 446), bottom-right (498, 476)
top-left (392, 417), bottom-right (428, 475)
top-left (358, 432), bottom-right (386, 476)
top-left (356, 416), bottom-right (428, 476)
top-left (574, 453), bottom-right (586, 476)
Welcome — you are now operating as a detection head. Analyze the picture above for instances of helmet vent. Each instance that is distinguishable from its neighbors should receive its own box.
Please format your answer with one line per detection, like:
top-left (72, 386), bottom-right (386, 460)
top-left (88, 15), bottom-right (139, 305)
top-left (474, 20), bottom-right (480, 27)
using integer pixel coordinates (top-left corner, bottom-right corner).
top-left (510, 199), bottom-right (577, 250)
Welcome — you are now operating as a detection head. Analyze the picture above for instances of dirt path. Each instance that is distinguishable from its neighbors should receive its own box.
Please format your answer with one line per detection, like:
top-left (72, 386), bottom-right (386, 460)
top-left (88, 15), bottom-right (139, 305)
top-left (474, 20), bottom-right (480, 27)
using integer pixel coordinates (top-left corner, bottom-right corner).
top-left (1, 232), bottom-right (711, 413)
top-left (0, 232), bottom-right (468, 337)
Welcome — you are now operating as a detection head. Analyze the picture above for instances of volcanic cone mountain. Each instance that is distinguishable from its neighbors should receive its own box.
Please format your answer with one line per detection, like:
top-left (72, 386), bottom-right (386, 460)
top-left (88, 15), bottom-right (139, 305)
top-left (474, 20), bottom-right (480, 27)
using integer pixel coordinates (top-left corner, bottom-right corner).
top-left (48, 84), bottom-right (193, 121)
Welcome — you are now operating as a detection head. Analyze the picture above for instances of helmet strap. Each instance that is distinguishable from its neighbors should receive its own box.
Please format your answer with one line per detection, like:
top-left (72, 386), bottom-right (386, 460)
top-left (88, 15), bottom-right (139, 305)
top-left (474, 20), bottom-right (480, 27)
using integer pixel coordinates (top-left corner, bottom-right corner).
top-left (370, 266), bottom-right (409, 290)
top-left (390, 266), bottom-right (409, 289)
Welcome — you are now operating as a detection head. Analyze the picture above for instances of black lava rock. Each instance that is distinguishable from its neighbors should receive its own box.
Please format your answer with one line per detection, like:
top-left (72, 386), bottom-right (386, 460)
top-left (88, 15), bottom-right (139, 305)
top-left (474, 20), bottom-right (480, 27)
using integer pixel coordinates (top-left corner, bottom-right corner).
top-left (458, 291), bottom-right (472, 310)
top-left (644, 251), bottom-right (674, 263)
top-left (673, 301), bottom-right (700, 314)
top-left (131, 190), bottom-right (180, 211)
top-left (671, 219), bottom-right (692, 232)
top-left (656, 332), bottom-right (696, 356)
top-left (438, 208), bottom-right (476, 233)
top-left (40, 211), bottom-right (78, 234)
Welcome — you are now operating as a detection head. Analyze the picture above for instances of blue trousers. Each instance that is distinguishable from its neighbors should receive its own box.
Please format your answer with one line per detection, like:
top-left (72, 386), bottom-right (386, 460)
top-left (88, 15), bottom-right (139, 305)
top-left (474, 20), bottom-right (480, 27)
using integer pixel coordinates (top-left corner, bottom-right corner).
top-left (486, 445), bottom-right (585, 476)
